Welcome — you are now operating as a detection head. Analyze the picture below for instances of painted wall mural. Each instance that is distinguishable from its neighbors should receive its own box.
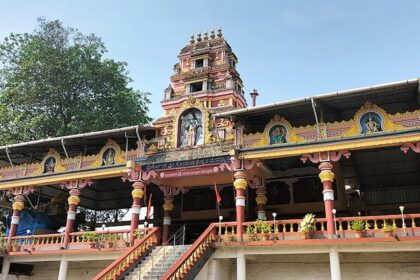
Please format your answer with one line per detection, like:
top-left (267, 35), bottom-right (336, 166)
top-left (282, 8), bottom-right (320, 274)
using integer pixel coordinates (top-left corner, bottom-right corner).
top-left (178, 108), bottom-right (204, 147)
top-left (102, 148), bottom-right (116, 166)
top-left (0, 139), bottom-right (129, 181)
top-left (243, 102), bottom-right (419, 150)
top-left (269, 125), bottom-right (288, 144)
top-left (43, 157), bottom-right (57, 173)
top-left (360, 112), bottom-right (383, 134)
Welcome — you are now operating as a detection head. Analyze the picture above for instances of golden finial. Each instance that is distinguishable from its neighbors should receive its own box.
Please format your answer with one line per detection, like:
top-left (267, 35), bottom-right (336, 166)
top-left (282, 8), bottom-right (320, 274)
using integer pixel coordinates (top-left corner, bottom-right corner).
top-left (204, 30), bottom-right (208, 41)
top-left (210, 28), bottom-right (215, 39)
top-left (217, 27), bottom-right (222, 38)
top-left (190, 33), bottom-right (195, 44)
top-left (197, 32), bottom-right (202, 42)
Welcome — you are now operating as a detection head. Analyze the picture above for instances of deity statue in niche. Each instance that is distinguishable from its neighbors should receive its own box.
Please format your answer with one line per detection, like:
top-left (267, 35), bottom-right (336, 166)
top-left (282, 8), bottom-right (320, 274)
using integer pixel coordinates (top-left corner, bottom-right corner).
top-left (43, 157), bottom-right (56, 173)
top-left (269, 125), bottom-right (287, 144)
top-left (179, 109), bottom-right (203, 147)
top-left (360, 112), bottom-right (383, 134)
top-left (102, 148), bottom-right (116, 166)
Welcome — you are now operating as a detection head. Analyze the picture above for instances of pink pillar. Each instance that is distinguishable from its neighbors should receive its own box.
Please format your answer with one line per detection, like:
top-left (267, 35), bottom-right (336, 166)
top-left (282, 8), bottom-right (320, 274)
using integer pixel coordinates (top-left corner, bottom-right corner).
top-left (255, 186), bottom-right (267, 220)
top-left (8, 194), bottom-right (25, 242)
top-left (162, 195), bottom-right (174, 244)
top-left (233, 170), bottom-right (247, 241)
top-left (61, 180), bottom-right (92, 249)
top-left (130, 181), bottom-right (145, 245)
top-left (63, 187), bottom-right (81, 249)
top-left (319, 161), bottom-right (335, 238)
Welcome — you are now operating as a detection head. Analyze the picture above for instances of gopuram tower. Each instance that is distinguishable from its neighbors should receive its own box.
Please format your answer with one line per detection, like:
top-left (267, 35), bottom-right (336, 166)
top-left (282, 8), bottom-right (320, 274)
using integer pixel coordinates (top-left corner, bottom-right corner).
top-left (153, 28), bottom-right (246, 150)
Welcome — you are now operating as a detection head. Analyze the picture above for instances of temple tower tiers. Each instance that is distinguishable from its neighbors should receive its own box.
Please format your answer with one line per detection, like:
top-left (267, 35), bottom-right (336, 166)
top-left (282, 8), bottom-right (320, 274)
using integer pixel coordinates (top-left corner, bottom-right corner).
top-left (153, 28), bottom-right (247, 148)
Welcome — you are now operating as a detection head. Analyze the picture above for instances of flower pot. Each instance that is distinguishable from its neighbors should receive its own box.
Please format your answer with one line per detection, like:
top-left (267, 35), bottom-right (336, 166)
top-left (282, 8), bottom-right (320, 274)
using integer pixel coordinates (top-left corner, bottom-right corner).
top-left (262, 234), bottom-right (270, 241)
top-left (12, 245), bottom-right (21, 252)
top-left (384, 231), bottom-right (394, 237)
top-left (246, 234), bottom-right (257, 242)
top-left (301, 232), bottom-right (311, 240)
top-left (354, 231), bottom-right (364, 238)
top-left (6, 244), bottom-right (13, 253)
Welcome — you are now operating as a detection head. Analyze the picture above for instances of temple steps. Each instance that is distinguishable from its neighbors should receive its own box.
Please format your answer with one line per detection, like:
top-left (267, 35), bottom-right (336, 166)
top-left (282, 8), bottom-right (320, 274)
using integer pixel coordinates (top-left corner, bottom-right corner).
top-left (125, 245), bottom-right (191, 280)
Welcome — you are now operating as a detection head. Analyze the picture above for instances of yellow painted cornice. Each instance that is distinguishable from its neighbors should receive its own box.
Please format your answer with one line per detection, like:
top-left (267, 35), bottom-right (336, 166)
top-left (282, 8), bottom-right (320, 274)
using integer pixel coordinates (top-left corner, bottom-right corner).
top-left (0, 166), bottom-right (126, 190)
top-left (241, 132), bottom-right (420, 160)
top-left (190, 54), bottom-right (210, 61)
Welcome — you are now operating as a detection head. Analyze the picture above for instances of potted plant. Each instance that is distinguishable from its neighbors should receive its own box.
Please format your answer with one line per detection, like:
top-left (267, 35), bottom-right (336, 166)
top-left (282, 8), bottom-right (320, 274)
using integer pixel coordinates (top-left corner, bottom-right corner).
top-left (298, 213), bottom-right (316, 239)
top-left (104, 233), bottom-right (115, 248)
top-left (223, 230), bottom-right (235, 242)
top-left (350, 219), bottom-right (365, 238)
top-left (246, 225), bottom-right (257, 241)
top-left (382, 221), bottom-right (395, 237)
top-left (261, 221), bottom-right (272, 241)
top-left (12, 240), bottom-right (21, 252)
top-left (83, 232), bottom-right (100, 248)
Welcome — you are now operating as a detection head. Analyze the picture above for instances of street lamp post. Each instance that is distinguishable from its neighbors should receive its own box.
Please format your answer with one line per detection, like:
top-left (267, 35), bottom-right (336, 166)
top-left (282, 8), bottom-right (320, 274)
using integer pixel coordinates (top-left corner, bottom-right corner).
top-left (332, 209), bottom-right (337, 238)
top-left (399, 206), bottom-right (406, 236)
top-left (218, 216), bottom-right (223, 238)
top-left (272, 212), bottom-right (277, 233)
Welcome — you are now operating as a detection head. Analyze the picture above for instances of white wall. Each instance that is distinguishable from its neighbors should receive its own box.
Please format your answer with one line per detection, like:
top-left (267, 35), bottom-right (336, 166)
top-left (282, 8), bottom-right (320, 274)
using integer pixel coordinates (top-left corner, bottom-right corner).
top-left (198, 251), bottom-right (420, 280)
top-left (1, 260), bottom-right (112, 280)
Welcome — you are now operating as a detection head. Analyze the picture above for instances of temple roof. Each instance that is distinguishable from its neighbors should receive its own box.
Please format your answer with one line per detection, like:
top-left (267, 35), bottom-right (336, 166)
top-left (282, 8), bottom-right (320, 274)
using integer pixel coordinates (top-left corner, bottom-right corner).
top-left (215, 78), bottom-right (420, 128)
top-left (0, 125), bottom-right (157, 167)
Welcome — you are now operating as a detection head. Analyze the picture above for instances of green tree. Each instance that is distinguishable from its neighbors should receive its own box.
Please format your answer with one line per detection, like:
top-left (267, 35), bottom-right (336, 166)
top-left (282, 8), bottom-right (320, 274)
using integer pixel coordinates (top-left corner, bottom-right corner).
top-left (0, 18), bottom-right (151, 144)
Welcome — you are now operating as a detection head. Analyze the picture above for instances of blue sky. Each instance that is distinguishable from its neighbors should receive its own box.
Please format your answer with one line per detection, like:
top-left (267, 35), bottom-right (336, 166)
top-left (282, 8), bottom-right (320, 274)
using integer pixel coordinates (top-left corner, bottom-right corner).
top-left (1, 1), bottom-right (420, 120)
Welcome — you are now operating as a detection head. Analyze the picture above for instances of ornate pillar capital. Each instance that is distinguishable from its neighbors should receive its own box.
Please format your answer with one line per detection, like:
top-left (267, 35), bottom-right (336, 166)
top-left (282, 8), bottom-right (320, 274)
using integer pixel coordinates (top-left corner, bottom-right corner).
top-left (12, 195), bottom-right (25, 211)
top-left (122, 162), bottom-right (158, 183)
top-left (233, 170), bottom-right (248, 190)
top-left (300, 150), bottom-right (351, 164)
top-left (319, 169), bottom-right (335, 183)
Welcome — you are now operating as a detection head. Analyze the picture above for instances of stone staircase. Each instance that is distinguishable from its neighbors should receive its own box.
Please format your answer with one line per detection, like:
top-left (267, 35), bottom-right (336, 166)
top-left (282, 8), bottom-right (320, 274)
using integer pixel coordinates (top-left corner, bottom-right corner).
top-left (125, 244), bottom-right (191, 280)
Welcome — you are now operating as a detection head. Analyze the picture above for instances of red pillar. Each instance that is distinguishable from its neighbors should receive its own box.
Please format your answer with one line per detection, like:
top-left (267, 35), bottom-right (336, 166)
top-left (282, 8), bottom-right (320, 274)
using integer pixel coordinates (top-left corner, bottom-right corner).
top-left (319, 161), bottom-right (335, 238)
top-left (255, 186), bottom-right (267, 220)
top-left (233, 170), bottom-right (247, 241)
top-left (162, 195), bottom-right (174, 244)
top-left (130, 180), bottom-right (144, 245)
top-left (63, 188), bottom-right (81, 249)
top-left (8, 194), bottom-right (25, 241)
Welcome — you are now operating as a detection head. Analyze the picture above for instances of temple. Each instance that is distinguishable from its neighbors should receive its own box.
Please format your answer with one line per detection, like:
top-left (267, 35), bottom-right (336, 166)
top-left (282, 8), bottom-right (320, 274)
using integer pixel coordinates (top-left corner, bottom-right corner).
top-left (0, 29), bottom-right (419, 280)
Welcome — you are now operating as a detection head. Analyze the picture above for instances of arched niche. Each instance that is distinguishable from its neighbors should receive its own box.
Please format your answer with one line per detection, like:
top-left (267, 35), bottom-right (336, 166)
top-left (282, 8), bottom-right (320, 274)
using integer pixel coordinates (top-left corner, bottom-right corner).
top-left (177, 108), bottom-right (204, 148)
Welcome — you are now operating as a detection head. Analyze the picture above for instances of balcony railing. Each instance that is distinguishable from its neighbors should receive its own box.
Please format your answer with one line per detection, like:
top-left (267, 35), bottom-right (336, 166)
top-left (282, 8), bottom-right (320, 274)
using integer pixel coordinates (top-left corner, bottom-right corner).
top-left (3, 228), bottom-right (150, 254)
top-left (161, 214), bottom-right (420, 280)
top-left (215, 214), bottom-right (420, 243)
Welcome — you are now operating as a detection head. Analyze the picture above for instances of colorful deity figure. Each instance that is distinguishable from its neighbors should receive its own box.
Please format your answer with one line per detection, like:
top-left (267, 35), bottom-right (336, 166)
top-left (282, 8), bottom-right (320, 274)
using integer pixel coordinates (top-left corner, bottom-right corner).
top-left (360, 112), bottom-right (383, 134)
top-left (179, 109), bottom-right (203, 147)
top-left (270, 125), bottom-right (287, 144)
top-left (43, 157), bottom-right (56, 173)
top-left (102, 148), bottom-right (116, 166)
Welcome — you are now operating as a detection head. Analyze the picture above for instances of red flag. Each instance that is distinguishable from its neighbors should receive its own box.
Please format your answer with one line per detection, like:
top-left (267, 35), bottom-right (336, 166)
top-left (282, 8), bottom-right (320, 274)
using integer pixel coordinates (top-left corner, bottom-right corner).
top-left (146, 193), bottom-right (153, 219)
top-left (214, 181), bottom-right (222, 205)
